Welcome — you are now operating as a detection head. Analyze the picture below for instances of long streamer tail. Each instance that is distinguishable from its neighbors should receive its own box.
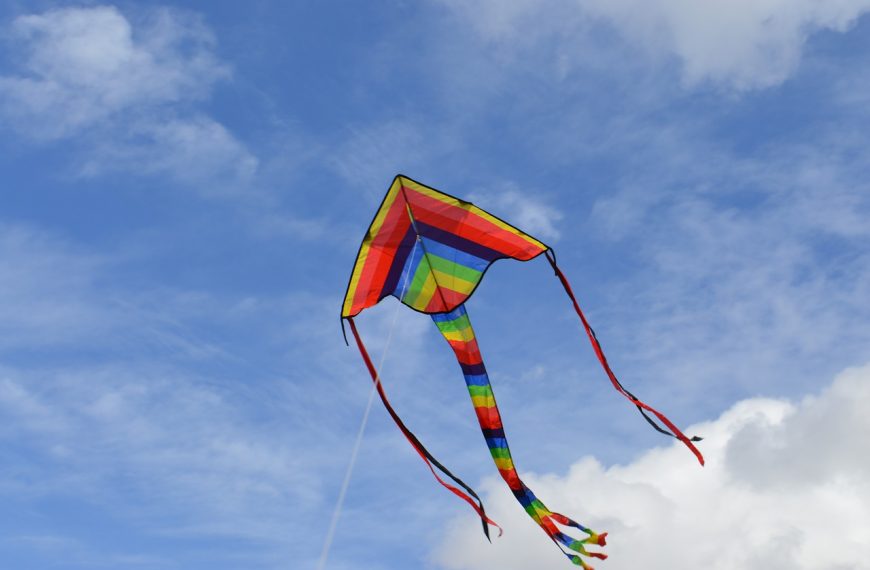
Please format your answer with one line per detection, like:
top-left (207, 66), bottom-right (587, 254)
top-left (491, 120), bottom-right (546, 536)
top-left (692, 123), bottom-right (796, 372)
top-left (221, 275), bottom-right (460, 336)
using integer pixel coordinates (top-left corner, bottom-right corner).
top-left (544, 250), bottom-right (705, 466)
top-left (432, 305), bottom-right (606, 569)
top-left (346, 317), bottom-right (502, 540)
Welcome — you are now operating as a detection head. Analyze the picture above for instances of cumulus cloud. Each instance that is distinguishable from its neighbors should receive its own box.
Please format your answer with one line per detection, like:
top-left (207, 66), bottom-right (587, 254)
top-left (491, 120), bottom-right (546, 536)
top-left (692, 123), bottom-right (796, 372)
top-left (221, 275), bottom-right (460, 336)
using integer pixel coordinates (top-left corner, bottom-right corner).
top-left (439, 0), bottom-right (870, 90)
top-left (434, 363), bottom-right (870, 569)
top-left (0, 5), bottom-right (256, 191)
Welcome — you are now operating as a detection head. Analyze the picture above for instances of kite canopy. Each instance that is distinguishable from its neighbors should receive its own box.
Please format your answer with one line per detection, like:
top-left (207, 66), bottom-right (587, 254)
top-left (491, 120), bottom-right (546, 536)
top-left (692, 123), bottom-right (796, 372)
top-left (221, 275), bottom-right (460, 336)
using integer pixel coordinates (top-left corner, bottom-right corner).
top-left (342, 175), bottom-right (548, 318)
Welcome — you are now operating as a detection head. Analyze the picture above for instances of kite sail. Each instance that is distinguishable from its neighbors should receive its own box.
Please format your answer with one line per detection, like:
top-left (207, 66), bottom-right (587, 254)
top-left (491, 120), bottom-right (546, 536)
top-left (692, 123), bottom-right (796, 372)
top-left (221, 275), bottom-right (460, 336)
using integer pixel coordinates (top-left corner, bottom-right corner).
top-left (341, 175), bottom-right (703, 568)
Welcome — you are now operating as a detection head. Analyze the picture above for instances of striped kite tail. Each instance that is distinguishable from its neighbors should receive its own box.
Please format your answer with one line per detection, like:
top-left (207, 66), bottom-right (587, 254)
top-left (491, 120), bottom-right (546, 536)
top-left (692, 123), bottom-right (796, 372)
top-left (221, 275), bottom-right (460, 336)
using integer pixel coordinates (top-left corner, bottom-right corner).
top-left (346, 317), bottom-right (502, 540)
top-left (432, 305), bottom-right (607, 569)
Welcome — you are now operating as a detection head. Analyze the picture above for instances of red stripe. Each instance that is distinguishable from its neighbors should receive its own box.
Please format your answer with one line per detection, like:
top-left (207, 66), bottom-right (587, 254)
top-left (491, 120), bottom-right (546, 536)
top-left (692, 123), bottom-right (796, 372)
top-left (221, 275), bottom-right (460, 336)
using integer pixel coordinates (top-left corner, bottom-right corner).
top-left (447, 339), bottom-right (483, 366)
top-left (423, 290), bottom-right (448, 313)
top-left (403, 186), bottom-right (543, 259)
top-left (498, 468), bottom-right (523, 490)
top-left (474, 406), bottom-right (502, 429)
top-left (425, 287), bottom-right (468, 313)
top-left (351, 196), bottom-right (412, 313)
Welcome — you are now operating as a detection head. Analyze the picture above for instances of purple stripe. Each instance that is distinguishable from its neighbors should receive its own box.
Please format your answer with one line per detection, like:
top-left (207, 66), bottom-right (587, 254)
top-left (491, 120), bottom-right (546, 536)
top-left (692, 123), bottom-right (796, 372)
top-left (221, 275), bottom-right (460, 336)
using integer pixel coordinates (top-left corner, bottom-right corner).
top-left (461, 362), bottom-right (487, 376)
top-left (379, 225), bottom-right (417, 300)
top-left (416, 221), bottom-right (503, 262)
top-left (482, 427), bottom-right (505, 439)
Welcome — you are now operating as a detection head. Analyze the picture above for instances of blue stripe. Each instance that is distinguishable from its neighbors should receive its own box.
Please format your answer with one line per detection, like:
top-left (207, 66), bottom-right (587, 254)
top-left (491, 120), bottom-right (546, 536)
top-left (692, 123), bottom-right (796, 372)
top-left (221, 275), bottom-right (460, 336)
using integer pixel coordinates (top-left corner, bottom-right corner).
top-left (421, 237), bottom-right (489, 274)
top-left (486, 437), bottom-right (508, 449)
top-left (513, 488), bottom-right (534, 507)
top-left (392, 239), bottom-right (426, 300)
top-left (463, 374), bottom-right (490, 386)
top-left (431, 304), bottom-right (467, 322)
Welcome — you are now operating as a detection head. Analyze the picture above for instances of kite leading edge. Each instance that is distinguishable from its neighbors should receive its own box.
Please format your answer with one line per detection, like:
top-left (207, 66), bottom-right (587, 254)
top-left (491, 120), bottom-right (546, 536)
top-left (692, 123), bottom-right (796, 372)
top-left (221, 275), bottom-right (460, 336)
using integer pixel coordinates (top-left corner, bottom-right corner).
top-left (341, 175), bottom-right (703, 568)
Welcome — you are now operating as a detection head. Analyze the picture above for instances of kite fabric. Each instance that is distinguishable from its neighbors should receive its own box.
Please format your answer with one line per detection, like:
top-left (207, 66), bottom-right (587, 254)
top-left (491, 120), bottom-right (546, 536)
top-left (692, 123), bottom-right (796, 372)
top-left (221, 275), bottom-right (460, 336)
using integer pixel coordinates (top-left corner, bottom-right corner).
top-left (341, 175), bottom-right (703, 568)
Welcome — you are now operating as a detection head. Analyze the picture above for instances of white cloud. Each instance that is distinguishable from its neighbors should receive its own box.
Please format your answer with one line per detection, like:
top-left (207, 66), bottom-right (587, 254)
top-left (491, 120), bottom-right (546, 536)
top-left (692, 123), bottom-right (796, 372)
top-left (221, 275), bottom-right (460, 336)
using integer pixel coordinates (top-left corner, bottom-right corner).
top-left (0, 363), bottom-right (323, 542)
top-left (81, 115), bottom-right (259, 193)
top-left (434, 363), bottom-right (870, 569)
top-left (0, 5), bottom-right (257, 191)
top-left (0, 223), bottom-right (109, 349)
top-left (469, 186), bottom-right (563, 242)
top-left (582, 123), bottom-right (870, 406)
top-left (583, 0), bottom-right (870, 90)
top-left (331, 121), bottom-right (452, 199)
top-left (438, 0), bottom-right (870, 90)
top-left (0, 5), bottom-right (228, 138)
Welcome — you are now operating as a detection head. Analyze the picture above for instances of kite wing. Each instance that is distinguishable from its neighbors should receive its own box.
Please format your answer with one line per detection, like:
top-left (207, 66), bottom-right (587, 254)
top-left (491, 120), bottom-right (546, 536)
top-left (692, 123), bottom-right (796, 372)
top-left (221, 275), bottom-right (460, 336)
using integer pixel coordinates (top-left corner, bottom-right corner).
top-left (342, 175), bottom-right (547, 318)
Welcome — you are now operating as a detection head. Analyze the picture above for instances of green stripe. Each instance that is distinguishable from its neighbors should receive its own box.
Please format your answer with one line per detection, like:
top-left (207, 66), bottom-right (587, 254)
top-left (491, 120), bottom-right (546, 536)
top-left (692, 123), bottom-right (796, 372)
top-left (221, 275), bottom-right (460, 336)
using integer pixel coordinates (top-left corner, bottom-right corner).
top-left (489, 447), bottom-right (512, 460)
top-left (467, 385), bottom-right (492, 398)
top-left (428, 254), bottom-right (482, 284)
top-left (402, 257), bottom-right (432, 307)
top-left (434, 313), bottom-right (472, 333)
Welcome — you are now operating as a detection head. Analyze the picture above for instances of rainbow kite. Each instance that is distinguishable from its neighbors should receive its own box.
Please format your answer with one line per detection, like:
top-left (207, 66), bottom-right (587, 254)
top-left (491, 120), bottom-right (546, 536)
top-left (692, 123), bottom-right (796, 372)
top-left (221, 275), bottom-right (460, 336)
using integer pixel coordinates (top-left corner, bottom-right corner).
top-left (342, 175), bottom-right (703, 568)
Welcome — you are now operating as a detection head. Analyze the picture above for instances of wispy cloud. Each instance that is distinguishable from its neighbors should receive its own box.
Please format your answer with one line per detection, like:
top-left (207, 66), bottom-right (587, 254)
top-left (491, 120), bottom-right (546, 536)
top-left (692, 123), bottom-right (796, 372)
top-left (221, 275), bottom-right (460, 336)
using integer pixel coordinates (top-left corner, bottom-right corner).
top-left (80, 115), bottom-right (258, 194)
top-left (0, 6), bottom-right (227, 138)
top-left (469, 185), bottom-right (563, 242)
top-left (437, 0), bottom-right (870, 90)
top-left (330, 120), bottom-right (457, 200)
top-left (581, 120), bottom-right (870, 410)
top-left (0, 5), bottom-right (256, 192)
top-left (0, 223), bottom-right (109, 349)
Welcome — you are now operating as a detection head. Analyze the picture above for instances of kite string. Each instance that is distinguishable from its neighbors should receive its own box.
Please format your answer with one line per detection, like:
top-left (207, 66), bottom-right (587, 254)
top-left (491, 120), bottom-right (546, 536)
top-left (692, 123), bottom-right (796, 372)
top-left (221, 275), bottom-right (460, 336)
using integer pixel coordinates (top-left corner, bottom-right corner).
top-left (317, 240), bottom-right (418, 570)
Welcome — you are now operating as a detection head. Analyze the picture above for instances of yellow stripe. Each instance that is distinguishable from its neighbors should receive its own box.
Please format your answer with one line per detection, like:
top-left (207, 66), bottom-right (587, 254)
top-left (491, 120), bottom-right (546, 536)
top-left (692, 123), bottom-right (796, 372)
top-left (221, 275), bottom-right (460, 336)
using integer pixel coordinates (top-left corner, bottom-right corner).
top-left (440, 328), bottom-right (475, 343)
top-left (430, 268), bottom-right (476, 295)
top-left (471, 395), bottom-right (495, 408)
top-left (409, 266), bottom-right (438, 311)
top-left (493, 457), bottom-right (514, 470)
top-left (342, 179), bottom-right (403, 316)
top-left (343, 244), bottom-right (371, 316)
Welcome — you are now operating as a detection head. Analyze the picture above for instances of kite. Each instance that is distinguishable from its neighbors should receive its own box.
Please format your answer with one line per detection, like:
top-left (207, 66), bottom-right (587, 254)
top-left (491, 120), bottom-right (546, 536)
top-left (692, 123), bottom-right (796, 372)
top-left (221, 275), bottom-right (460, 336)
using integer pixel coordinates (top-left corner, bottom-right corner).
top-left (341, 175), bottom-right (703, 568)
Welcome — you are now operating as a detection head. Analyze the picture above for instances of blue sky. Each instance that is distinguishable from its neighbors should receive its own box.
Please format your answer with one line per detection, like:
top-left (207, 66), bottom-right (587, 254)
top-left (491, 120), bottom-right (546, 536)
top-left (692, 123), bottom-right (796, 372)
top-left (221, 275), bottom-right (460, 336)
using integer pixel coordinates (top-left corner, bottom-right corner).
top-left (1, 2), bottom-right (869, 569)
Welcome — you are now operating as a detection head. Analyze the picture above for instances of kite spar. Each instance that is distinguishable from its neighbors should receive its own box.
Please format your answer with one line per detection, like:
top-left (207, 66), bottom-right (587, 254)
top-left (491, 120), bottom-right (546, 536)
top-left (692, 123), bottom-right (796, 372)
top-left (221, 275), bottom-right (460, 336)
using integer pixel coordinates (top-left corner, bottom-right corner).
top-left (341, 175), bottom-right (703, 568)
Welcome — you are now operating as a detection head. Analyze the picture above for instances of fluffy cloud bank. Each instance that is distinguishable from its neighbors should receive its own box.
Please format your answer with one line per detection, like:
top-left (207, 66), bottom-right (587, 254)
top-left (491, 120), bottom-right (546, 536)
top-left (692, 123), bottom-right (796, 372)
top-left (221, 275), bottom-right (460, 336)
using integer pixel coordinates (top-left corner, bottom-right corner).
top-left (435, 363), bottom-right (870, 569)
